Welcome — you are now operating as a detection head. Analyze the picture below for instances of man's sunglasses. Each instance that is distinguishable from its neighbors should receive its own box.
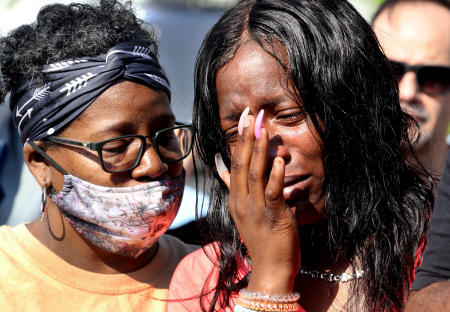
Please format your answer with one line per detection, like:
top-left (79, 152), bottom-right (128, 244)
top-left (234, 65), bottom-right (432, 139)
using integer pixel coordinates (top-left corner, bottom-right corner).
top-left (389, 60), bottom-right (450, 95)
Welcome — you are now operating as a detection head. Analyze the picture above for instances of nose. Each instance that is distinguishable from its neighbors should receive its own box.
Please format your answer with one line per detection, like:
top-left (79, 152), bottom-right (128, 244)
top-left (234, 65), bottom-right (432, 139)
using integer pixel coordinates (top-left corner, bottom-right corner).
top-left (267, 133), bottom-right (290, 163)
top-left (398, 71), bottom-right (420, 103)
top-left (131, 146), bottom-right (169, 179)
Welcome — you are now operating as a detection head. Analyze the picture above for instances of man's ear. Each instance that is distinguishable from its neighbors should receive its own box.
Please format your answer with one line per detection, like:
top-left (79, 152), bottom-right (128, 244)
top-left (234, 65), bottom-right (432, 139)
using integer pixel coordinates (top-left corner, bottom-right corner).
top-left (23, 142), bottom-right (52, 188)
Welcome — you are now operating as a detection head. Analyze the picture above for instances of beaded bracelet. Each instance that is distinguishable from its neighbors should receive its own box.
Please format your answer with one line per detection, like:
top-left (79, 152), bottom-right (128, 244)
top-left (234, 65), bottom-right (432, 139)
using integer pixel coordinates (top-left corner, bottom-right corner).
top-left (236, 297), bottom-right (300, 312)
top-left (234, 304), bottom-right (259, 312)
top-left (239, 289), bottom-right (301, 303)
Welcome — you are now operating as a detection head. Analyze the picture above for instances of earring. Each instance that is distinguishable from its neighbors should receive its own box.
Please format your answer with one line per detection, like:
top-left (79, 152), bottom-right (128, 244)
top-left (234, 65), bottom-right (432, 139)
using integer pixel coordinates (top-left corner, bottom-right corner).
top-left (40, 181), bottom-right (47, 222)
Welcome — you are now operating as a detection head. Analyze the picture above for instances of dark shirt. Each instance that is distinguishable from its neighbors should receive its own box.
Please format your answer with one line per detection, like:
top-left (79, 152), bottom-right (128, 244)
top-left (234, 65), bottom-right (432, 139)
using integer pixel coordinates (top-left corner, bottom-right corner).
top-left (0, 143), bottom-right (5, 202)
top-left (412, 151), bottom-right (450, 290)
top-left (0, 110), bottom-right (26, 224)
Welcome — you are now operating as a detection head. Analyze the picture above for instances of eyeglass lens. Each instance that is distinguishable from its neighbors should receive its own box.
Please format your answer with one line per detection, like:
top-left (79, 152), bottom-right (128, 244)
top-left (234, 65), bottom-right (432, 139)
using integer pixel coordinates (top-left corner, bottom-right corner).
top-left (417, 66), bottom-right (450, 95)
top-left (101, 137), bottom-right (142, 172)
top-left (100, 127), bottom-right (193, 172)
top-left (156, 127), bottom-right (190, 162)
top-left (391, 61), bottom-right (450, 95)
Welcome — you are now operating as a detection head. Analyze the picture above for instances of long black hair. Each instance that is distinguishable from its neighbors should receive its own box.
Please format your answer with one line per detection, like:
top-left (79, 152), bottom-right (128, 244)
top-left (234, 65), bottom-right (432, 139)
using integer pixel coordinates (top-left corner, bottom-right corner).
top-left (192, 0), bottom-right (434, 311)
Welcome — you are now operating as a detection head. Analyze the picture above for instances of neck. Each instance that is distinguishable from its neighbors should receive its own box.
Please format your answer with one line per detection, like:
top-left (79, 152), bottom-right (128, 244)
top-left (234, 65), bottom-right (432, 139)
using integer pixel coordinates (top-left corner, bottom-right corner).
top-left (27, 200), bottom-right (158, 274)
top-left (299, 222), bottom-right (352, 276)
top-left (296, 223), bottom-right (358, 312)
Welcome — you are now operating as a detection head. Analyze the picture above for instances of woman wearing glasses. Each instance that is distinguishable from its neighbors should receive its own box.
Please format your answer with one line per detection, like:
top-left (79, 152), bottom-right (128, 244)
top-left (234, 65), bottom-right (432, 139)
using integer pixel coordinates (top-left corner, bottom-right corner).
top-left (0, 1), bottom-right (196, 311)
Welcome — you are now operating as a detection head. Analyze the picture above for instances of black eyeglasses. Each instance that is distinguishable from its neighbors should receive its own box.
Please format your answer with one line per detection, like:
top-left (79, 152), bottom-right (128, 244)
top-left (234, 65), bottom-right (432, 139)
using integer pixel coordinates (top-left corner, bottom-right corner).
top-left (389, 60), bottom-right (450, 95)
top-left (44, 122), bottom-right (194, 173)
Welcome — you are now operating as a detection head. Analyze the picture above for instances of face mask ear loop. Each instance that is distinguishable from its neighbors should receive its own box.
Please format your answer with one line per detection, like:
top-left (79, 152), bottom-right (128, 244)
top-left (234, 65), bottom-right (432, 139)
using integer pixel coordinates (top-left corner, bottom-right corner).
top-left (40, 180), bottom-right (47, 222)
top-left (29, 141), bottom-right (69, 175)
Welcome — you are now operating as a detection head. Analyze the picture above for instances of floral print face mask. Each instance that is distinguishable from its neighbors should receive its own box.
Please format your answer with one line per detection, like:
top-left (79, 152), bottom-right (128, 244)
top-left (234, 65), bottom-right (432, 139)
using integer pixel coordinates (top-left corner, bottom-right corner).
top-left (50, 173), bottom-right (185, 258)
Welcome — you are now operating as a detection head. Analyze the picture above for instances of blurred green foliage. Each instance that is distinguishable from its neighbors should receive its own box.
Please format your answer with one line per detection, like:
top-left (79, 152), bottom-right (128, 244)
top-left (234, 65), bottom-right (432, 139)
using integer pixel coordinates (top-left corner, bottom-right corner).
top-left (369, 0), bottom-right (387, 8)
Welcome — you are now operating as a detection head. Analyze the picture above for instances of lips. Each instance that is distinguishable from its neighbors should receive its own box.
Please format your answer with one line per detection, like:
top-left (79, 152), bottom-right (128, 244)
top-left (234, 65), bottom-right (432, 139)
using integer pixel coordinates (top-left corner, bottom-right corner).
top-left (401, 102), bottom-right (429, 123)
top-left (283, 175), bottom-right (311, 201)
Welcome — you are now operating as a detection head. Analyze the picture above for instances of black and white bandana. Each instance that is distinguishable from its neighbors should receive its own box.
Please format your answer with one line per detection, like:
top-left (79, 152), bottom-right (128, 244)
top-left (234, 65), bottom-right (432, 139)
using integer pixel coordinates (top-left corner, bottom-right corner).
top-left (10, 42), bottom-right (170, 143)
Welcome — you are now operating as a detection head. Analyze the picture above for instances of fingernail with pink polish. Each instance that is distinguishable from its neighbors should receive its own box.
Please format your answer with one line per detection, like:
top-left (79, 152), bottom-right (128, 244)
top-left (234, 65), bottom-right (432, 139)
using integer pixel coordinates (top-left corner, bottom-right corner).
top-left (237, 107), bottom-right (250, 135)
top-left (215, 153), bottom-right (228, 178)
top-left (254, 109), bottom-right (264, 139)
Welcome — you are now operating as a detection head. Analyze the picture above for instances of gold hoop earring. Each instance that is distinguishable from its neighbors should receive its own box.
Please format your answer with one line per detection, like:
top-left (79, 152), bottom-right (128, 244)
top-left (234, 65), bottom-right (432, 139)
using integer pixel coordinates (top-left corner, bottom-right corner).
top-left (40, 181), bottom-right (47, 222)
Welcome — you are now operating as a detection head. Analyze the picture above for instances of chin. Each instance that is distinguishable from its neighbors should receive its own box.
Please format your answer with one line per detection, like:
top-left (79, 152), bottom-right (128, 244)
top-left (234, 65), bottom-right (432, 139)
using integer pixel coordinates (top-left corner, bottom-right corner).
top-left (415, 133), bottom-right (434, 150)
top-left (288, 200), bottom-right (325, 226)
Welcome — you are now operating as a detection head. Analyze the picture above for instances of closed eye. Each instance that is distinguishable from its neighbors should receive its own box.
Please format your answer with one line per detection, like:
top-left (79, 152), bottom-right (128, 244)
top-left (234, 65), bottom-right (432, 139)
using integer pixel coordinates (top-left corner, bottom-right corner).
top-left (280, 112), bottom-right (301, 118)
top-left (102, 144), bottom-right (129, 155)
top-left (101, 137), bottom-right (135, 156)
top-left (278, 111), bottom-right (304, 122)
top-left (224, 130), bottom-right (238, 143)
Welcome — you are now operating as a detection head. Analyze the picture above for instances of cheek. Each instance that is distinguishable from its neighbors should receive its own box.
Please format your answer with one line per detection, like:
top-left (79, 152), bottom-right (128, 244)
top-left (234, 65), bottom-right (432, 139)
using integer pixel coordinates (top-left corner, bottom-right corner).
top-left (169, 161), bottom-right (184, 178)
top-left (280, 127), bottom-right (322, 161)
top-left (49, 167), bottom-right (65, 193)
top-left (432, 98), bottom-right (450, 120)
top-left (423, 97), bottom-right (442, 113)
top-left (49, 148), bottom-right (109, 186)
top-left (46, 149), bottom-right (70, 192)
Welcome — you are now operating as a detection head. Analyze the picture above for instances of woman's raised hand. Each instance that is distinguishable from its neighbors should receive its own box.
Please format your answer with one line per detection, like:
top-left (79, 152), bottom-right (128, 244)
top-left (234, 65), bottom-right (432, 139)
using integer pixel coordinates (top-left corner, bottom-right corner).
top-left (215, 110), bottom-right (301, 294)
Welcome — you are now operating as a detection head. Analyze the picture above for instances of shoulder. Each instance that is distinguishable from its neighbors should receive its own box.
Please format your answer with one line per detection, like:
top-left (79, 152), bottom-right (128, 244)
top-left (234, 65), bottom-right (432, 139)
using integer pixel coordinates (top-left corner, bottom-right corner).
top-left (160, 234), bottom-right (200, 259)
top-left (0, 224), bottom-right (24, 244)
top-left (169, 242), bottom-right (219, 288)
top-left (0, 224), bottom-right (12, 236)
top-left (411, 152), bottom-right (450, 290)
top-left (0, 223), bottom-right (41, 267)
top-left (0, 224), bottom-right (35, 301)
top-left (167, 243), bottom-right (221, 311)
top-left (0, 225), bottom-right (15, 255)
top-left (155, 234), bottom-right (200, 285)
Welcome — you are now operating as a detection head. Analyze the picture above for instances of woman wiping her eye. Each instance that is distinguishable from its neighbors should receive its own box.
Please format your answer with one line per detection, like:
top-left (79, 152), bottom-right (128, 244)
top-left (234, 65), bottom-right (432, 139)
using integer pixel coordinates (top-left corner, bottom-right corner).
top-left (0, 1), bottom-right (197, 311)
top-left (168, 0), bottom-right (434, 311)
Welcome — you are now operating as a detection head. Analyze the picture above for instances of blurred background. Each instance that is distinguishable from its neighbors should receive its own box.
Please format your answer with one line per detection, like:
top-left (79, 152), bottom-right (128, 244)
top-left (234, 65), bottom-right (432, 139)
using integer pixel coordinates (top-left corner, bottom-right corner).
top-left (0, 0), bottom-right (389, 229)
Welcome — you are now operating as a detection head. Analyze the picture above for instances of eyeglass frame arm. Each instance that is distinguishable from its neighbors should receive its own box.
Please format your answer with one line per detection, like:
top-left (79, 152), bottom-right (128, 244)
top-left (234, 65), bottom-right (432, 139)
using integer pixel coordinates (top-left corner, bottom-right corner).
top-left (29, 141), bottom-right (69, 175)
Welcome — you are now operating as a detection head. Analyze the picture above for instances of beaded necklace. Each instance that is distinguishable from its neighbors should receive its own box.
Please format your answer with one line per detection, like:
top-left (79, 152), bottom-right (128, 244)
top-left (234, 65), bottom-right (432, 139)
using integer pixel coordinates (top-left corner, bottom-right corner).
top-left (298, 268), bottom-right (365, 283)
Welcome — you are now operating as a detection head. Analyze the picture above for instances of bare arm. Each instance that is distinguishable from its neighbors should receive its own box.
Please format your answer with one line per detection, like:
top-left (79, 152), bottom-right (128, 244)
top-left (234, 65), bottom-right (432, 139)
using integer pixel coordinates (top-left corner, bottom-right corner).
top-left (405, 281), bottom-right (450, 312)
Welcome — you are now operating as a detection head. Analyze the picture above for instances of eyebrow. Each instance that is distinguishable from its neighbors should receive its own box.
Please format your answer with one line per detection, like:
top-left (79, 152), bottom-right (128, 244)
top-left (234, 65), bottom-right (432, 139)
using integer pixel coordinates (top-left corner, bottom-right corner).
top-left (222, 96), bottom-right (289, 122)
top-left (93, 121), bottom-right (137, 137)
top-left (94, 113), bottom-right (176, 137)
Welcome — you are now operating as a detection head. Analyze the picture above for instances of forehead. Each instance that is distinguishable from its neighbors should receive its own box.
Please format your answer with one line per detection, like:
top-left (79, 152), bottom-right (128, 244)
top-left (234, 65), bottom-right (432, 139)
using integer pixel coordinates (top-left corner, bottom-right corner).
top-left (216, 41), bottom-right (290, 114)
top-left (66, 80), bottom-right (173, 137)
top-left (373, 2), bottom-right (450, 66)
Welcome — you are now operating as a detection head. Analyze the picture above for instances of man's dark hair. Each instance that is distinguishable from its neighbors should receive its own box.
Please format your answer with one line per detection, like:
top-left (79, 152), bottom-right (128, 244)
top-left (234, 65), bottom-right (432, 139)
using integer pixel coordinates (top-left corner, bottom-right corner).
top-left (193, 0), bottom-right (434, 311)
top-left (373, 0), bottom-right (450, 22)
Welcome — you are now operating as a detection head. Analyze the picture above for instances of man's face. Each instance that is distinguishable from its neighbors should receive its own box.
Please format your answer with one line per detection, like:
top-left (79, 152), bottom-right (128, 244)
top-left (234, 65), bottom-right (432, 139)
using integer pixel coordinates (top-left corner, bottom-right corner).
top-left (373, 2), bottom-right (450, 152)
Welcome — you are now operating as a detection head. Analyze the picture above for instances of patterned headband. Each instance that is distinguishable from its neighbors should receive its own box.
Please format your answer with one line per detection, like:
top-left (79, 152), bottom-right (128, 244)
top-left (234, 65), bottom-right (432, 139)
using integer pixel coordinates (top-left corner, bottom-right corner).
top-left (10, 42), bottom-right (170, 144)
